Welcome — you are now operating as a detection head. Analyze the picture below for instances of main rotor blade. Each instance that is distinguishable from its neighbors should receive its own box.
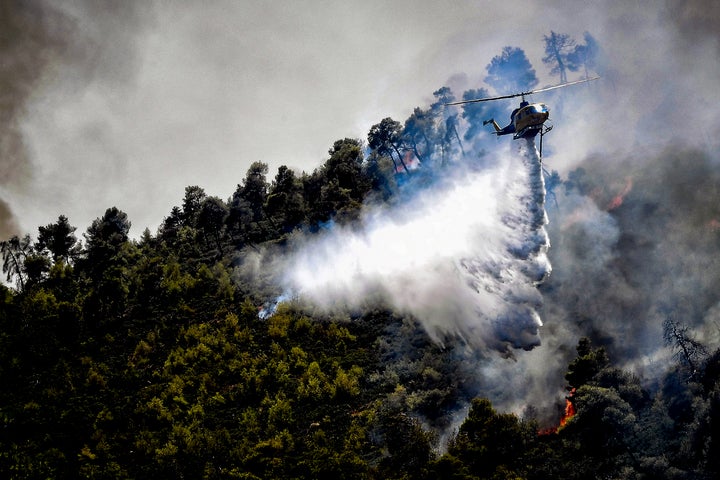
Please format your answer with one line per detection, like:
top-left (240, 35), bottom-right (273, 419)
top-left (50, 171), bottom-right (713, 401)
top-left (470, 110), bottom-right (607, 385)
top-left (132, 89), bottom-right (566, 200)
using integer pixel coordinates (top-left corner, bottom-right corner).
top-left (444, 76), bottom-right (600, 106)
top-left (445, 92), bottom-right (523, 106)
top-left (529, 76), bottom-right (600, 95)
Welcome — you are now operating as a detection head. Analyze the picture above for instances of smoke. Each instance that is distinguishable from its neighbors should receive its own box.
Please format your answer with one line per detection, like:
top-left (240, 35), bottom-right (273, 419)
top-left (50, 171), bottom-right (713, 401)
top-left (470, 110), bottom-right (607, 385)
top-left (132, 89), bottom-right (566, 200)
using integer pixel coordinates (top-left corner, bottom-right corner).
top-left (4, 1), bottom-right (718, 240)
top-left (0, 199), bottom-right (19, 240)
top-left (0, 0), bottom-right (153, 238)
top-left (477, 143), bottom-right (720, 424)
top-left (268, 138), bottom-right (550, 354)
top-left (468, 0), bottom-right (720, 421)
top-left (0, 0), bottom-right (73, 237)
top-left (548, 146), bottom-right (720, 357)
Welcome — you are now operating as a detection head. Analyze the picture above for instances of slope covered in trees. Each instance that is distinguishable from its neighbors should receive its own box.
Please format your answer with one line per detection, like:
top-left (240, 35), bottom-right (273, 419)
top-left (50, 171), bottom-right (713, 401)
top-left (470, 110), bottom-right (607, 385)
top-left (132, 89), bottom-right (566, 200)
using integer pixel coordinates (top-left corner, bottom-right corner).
top-left (2, 34), bottom-right (720, 479)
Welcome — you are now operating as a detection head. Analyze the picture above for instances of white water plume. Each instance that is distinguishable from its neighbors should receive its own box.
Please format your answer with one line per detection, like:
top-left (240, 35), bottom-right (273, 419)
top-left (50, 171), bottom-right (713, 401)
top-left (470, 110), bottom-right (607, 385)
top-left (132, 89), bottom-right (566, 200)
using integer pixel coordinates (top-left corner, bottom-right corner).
top-left (279, 138), bottom-right (550, 352)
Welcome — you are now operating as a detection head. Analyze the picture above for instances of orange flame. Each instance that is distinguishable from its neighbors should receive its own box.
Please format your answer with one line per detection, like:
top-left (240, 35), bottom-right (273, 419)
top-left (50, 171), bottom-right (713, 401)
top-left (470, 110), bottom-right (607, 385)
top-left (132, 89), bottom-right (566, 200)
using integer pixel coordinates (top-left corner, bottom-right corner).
top-left (538, 388), bottom-right (576, 435)
top-left (559, 388), bottom-right (576, 428)
top-left (607, 177), bottom-right (633, 210)
top-left (396, 150), bottom-right (420, 173)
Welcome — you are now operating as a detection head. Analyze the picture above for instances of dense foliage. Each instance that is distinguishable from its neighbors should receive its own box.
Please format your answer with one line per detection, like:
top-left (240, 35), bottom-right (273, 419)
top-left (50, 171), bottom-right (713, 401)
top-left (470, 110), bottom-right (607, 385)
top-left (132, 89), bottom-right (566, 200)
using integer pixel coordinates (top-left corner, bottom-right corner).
top-left (3, 36), bottom-right (720, 479)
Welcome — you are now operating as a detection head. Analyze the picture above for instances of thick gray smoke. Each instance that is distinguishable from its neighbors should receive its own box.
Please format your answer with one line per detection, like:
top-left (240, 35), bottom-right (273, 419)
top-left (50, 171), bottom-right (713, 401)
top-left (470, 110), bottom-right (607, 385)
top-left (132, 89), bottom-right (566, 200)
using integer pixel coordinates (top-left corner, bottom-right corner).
top-left (474, 145), bottom-right (718, 424)
top-left (0, 0), bottom-right (151, 239)
top-left (458, 146), bottom-right (720, 422)
top-left (473, 0), bottom-right (720, 420)
top-left (0, 0), bottom-right (70, 236)
top-left (266, 138), bottom-right (550, 355)
top-left (5, 0), bottom-right (719, 240)
top-left (550, 147), bottom-right (720, 358)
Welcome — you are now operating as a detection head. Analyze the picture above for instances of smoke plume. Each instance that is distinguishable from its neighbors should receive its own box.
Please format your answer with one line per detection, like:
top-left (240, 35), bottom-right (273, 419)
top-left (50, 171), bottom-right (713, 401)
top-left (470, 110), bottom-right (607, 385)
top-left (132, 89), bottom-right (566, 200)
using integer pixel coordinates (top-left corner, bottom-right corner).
top-left (476, 143), bottom-right (720, 424)
top-left (0, 0), bottom-right (71, 237)
top-left (0, 0), bottom-right (152, 238)
top-left (546, 146), bottom-right (720, 359)
top-left (0, 199), bottom-right (19, 240)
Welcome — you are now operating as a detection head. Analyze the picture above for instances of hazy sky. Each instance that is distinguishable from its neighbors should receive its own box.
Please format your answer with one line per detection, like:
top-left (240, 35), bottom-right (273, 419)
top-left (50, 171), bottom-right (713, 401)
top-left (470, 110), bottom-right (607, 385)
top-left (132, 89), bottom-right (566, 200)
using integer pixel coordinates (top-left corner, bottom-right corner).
top-left (1, 0), bottom-right (718, 238)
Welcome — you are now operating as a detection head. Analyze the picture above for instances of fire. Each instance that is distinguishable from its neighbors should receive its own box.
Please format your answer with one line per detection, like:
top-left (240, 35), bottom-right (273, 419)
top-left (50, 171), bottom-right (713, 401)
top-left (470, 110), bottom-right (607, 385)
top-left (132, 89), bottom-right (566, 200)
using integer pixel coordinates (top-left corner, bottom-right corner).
top-left (707, 219), bottom-right (720, 231)
top-left (559, 388), bottom-right (576, 428)
top-left (396, 150), bottom-right (421, 173)
top-left (607, 177), bottom-right (633, 210)
top-left (538, 388), bottom-right (576, 435)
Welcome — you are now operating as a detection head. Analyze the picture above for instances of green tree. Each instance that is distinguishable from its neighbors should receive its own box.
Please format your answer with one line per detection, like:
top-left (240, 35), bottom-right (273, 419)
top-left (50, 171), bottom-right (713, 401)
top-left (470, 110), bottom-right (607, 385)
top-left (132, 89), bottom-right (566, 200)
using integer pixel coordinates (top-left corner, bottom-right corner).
top-left (368, 117), bottom-right (410, 174)
top-left (446, 398), bottom-right (537, 479)
top-left (158, 206), bottom-right (184, 243)
top-left (565, 337), bottom-right (610, 390)
top-left (228, 162), bottom-right (270, 243)
top-left (84, 208), bottom-right (131, 260)
top-left (373, 387), bottom-right (436, 479)
top-left (265, 165), bottom-right (306, 234)
top-left (197, 196), bottom-right (229, 256)
top-left (22, 252), bottom-right (51, 286)
top-left (236, 161), bottom-right (269, 222)
top-left (305, 139), bottom-right (371, 225)
top-left (485, 46), bottom-right (538, 94)
top-left (81, 207), bottom-right (134, 328)
top-left (363, 152), bottom-right (397, 201)
top-left (562, 385), bottom-right (639, 477)
top-left (324, 139), bottom-right (370, 201)
top-left (36, 215), bottom-right (78, 264)
top-left (181, 185), bottom-right (207, 228)
top-left (403, 107), bottom-right (436, 165)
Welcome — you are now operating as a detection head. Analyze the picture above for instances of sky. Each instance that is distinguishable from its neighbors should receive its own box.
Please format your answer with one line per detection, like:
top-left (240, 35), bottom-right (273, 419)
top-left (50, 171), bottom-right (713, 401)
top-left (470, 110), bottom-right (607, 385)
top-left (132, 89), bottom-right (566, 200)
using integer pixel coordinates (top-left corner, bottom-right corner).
top-left (3, 0), bottom-right (716, 239)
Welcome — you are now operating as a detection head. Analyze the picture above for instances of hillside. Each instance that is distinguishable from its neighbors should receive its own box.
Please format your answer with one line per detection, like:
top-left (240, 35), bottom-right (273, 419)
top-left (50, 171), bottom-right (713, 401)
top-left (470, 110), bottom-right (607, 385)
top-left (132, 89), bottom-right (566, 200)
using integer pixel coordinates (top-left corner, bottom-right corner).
top-left (3, 33), bottom-right (720, 479)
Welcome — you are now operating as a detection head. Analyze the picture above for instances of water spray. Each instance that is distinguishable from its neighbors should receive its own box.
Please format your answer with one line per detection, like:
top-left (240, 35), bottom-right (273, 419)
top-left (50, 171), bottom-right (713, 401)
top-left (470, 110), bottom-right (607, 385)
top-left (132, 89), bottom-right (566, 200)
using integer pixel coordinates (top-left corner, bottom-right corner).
top-left (262, 137), bottom-right (551, 354)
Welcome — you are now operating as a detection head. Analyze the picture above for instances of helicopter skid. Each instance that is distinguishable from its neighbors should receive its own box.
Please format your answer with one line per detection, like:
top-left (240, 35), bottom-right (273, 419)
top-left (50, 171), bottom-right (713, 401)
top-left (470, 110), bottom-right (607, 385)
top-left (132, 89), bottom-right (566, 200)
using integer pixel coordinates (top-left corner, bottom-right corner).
top-left (513, 124), bottom-right (542, 140)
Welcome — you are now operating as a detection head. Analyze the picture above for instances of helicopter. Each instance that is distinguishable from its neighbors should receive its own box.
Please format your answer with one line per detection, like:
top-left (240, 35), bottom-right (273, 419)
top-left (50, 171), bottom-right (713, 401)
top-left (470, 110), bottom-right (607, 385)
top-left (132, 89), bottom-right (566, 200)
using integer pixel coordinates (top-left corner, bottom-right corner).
top-left (446, 76), bottom-right (599, 141)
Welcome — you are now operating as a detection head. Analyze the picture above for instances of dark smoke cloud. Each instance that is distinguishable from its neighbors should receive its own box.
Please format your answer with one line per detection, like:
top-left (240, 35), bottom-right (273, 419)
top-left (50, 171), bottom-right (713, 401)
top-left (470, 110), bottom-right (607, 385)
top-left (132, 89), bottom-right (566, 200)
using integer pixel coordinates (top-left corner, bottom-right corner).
top-left (665, 0), bottom-right (720, 49)
top-left (0, 198), bottom-right (19, 239)
top-left (554, 145), bottom-right (720, 345)
top-left (7, 1), bottom-right (715, 241)
top-left (0, 0), bottom-right (152, 238)
top-left (472, 143), bottom-right (720, 423)
top-left (503, 146), bottom-right (720, 415)
top-left (0, 0), bottom-right (73, 236)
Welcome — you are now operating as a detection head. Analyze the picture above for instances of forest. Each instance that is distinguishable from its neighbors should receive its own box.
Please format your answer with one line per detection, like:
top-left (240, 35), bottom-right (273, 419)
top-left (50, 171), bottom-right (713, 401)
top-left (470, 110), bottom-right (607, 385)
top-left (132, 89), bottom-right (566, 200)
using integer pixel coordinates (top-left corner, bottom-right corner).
top-left (2, 32), bottom-right (720, 479)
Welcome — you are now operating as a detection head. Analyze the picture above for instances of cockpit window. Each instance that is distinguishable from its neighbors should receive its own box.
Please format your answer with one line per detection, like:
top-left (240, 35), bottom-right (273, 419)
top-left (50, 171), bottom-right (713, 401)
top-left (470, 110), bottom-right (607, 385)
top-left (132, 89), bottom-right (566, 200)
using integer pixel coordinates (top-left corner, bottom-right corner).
top-left (528, 105), bottom-right (547, 114)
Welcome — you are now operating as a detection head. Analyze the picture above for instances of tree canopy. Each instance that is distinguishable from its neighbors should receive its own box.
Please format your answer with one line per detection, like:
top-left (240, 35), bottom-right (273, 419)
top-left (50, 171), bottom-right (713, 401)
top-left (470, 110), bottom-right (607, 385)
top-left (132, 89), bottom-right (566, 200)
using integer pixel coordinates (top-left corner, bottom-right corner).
top-left (485, 46), bottom-right (538, 94)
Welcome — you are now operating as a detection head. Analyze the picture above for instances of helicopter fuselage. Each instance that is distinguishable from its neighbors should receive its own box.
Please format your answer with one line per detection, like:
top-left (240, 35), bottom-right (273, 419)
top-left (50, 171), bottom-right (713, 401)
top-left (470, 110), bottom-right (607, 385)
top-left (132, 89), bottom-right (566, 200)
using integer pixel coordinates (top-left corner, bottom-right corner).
top-left (511, 102), bottom-right (549, 139)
